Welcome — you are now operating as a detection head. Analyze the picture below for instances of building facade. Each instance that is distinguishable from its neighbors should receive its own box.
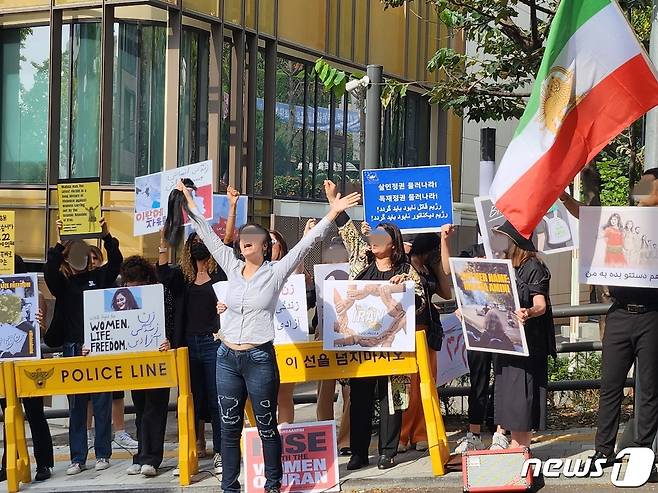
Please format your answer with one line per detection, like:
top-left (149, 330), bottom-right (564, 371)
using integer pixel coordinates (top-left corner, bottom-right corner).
top-left (0, 0), bottom-right (464, 262)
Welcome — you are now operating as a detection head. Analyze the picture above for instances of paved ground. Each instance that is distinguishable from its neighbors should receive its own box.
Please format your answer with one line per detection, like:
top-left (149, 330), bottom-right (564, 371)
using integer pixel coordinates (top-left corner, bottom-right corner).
top-left (4, 383), bottom-right (655, 492)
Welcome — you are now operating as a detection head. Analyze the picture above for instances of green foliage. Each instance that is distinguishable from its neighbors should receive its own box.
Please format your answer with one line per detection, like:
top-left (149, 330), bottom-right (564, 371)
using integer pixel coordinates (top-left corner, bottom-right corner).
top-left (596, 159), bottom-right (631, 206)
top-left (313, 59), bottom-right (347, 98)
top-left (548, 352), bottom-right (602, 411)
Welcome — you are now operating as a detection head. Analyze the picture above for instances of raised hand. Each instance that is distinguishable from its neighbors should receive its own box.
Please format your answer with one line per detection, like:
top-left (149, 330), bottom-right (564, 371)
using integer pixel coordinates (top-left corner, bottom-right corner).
top-left (227, 185), bottom-right (240, 207)
top-left (99, 217), bottom-right (109, 237)
top-left (330, 192), bottom-right (361, 214)
top-left (441, 223), bottom-right (455, 240)
top-left (303, 218), bottom-right (317, 237)
top-left (324, 180), bottom-right (338, 204)
top-left (360, 221), bottom-right (371, 236)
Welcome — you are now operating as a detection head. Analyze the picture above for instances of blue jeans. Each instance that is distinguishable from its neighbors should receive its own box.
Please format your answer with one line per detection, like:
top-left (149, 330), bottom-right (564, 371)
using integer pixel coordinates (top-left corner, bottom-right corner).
top-left (63, 343), bottom-right (112, 464)
top-left (186, 334), bottom-right (221, 454)
top-left (217, 342), bottom-right (282, 493)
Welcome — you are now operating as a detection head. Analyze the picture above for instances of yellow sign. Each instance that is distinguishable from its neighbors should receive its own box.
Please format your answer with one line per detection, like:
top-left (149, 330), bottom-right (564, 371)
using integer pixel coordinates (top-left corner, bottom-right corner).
top-left (15, 351), bottom-right (178, 397)
top-left (56, 178), bottom-right (102, 238)
top-left (275, 341), bottom-right (417, 383)
top-left (0, 211), bottom-right (15, 275)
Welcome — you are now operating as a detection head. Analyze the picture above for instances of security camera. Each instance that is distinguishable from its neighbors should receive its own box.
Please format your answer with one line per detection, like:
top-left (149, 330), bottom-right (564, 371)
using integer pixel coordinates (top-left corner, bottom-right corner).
top-left (345, 75), bottom-right (370, 93)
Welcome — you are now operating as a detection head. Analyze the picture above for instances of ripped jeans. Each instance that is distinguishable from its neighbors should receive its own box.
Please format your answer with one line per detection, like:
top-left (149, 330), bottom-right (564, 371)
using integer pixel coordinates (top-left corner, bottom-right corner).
top-left (216, 341), bottom-right (282, 492)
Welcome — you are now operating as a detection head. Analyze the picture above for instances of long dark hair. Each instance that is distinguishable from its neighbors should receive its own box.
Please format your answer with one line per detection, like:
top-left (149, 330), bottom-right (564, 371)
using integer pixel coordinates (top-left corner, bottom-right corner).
top-left (120, 255), bottom-right (158, 285)
top-left (180, 232), bottom-right (218, 282)
top-left (409, 233), bottom-right (441, 263)
top-left (111, 287), bottom-right (140, 311)
top-left (269, 229), bottom-right (289, 260)
top-left (163, 178), bottom-right (195, 246)
top-left (365, 222), bottom-right (406, 269)
top-left (603, 213), bottom-right (623, 231)
top-left (233, 223), bottom-right (273, 262)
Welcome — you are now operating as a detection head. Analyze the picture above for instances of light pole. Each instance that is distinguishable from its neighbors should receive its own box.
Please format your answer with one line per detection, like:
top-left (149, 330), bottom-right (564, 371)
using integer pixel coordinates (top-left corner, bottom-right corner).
top-left (364, 65), bottom-right (383, 169)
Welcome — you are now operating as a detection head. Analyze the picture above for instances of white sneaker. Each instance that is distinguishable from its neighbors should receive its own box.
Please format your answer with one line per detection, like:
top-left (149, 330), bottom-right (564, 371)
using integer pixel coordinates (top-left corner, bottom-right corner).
top-left (172, 467), bottom-right (180, 477)
top-left (126, 464), bottom-right (141, 475)
top-left (213, 453), bottom-right (222, 474)
top-left (95, 458), bottom-right (111, 471)
top-left (141, 464), bottom-right (157, 477)
top-left (490, 432), bottom-right (510, 451)
top-left (87, 429), bottom-right (95, 450)
top-left (66, 463), bottom-right (86, 475)
top-left (397, 442), bottom-right (409, 453)
top-left (454, 432), bottom-right (486, 454)
top-left (114, 431), bottom-right (139, 449)
top-left (415, 441), bottom-right (429, 452)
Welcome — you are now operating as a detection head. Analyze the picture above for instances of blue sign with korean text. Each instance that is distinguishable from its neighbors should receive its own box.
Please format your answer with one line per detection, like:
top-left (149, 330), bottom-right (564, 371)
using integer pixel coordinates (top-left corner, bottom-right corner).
top-left (362, 166), bottom-right (453, 233)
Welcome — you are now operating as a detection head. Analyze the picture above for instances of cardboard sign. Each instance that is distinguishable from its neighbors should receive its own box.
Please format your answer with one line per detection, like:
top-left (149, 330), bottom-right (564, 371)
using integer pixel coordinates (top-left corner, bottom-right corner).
top-left (322, 280), bottom-right (416, 352)
top-left (449, 258), bottom-right (528, 357)
top-left (185, 193), bottom-right (248, 240)
top-left (134, 160), bottom-right (213, 236)
top-left (475, 196), bottom-right (578, 258)
top-left (436, 314), bottom-right (469, 386)
top-left (0, 274), bottom-right (40, 360)
top-left (83, 284), bottom-right (166, 354)
top-left (362, 165), bottom-right (453, 233)
top-left (0, 211), bottom-right (15, 275)
top-left (214, 274), bottom-right (309, 345)
top-left (243, 421), bottom-right (339, 493)
top-left (312, 263), bottom-right (349, 337)
top-left (57, 178), bottom-right (103, 239)
top-left (580, 206), bottom-right (658, 288)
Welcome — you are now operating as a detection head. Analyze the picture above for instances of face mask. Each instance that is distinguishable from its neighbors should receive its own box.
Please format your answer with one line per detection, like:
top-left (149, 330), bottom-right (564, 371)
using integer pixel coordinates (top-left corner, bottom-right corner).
top-left (190, 242), bottom-right (210, 261)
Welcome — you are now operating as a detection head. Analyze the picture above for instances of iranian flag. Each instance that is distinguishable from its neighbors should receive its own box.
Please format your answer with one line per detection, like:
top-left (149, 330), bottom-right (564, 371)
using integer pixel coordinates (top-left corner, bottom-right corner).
top-left (489, 0), bottom-right (658, 238)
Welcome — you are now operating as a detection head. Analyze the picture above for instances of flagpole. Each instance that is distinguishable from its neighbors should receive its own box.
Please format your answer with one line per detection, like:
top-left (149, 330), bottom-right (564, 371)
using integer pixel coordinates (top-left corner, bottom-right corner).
top-left (569, 173), bottom-right (581, 370)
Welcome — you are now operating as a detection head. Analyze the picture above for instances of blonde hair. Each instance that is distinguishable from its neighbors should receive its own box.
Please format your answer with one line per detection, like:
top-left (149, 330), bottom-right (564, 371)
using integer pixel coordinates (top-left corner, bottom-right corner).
top-left (507, 242), bottom-right (536, 268)
top-left (179, 234), bottom-right (219, 283)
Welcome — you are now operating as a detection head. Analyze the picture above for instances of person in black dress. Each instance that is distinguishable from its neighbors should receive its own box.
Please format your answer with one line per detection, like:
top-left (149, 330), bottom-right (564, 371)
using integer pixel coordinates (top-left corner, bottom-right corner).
top-left (491, 221), bottom-right (556, 449)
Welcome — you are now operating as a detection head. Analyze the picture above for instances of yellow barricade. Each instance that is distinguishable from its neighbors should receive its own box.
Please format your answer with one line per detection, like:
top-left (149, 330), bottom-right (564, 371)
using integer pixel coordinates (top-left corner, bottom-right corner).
top-left (3, 348), bottom-right (198, 492)
top-left (274, 332), bottom-right (450, 476)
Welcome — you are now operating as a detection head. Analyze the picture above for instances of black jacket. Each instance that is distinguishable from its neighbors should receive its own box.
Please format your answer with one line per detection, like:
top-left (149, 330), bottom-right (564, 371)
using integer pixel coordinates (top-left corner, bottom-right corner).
top-left (157, 263), bottom-right (226, 349)
top-left (43, 234), bottom-right (123, 346)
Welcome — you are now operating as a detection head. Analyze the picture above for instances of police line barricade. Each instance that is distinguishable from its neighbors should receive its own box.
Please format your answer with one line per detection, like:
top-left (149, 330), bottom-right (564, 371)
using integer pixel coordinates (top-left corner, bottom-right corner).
top-left (3, 348), bottom-right (198, 493)
top-left (273, 331), bottom-right (450, 476)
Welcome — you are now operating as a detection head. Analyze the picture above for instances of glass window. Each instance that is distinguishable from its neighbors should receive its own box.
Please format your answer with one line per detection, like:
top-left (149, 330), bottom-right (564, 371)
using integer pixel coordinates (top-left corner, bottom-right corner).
top-left (313, 74), bottom-right (331, 198)
top-left (179, 28), bottom-right (209, 167)
top-left (258, 0), bottom-right (275, 35)
top-left (60, 22), bottom-right (102, 179)
top-left (255, 50), bottom-right (265, 195)
top-left (0, 26), bottom-right (50, 184)
top-left (345, 88), bottom-right (364, 194)
top-left (338, 0), bottom-right (353, 60)
top-left (220, 39), bottom-right (231, 187)
top-left (111, 23), bottom-right (166, 184)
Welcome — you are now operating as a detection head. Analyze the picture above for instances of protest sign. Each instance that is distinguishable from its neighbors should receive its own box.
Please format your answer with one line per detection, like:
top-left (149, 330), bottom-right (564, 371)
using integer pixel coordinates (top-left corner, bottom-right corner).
top-left (322, 280), bottom-right (416, 352)
top-left (362, 165), bottom-right (453, 233)
top-left (134, 160), bottom-right (213, 236)
top-left (214, 274), bottom-right (309, 345)
top-left (436, 314), bottom-right (469, 386)
top-left (579, 207), bottom-right (658, 288)
top-left (185, 193), bottom-right (248, 240)
top-left (312, 263), bottom-right (349, 337)
top-left (57, 178), bottom-right (103, 239)
top-left (0, 211), bottom-right (15, 275)
top-left (83, 284), bottom-right (166, 354)
top-left (475, 196), bottom-right (577, 258)
top-left (449, 258), bottom-right (528, 357)
top-left (243, 421), bottom-right (339, 493)
top-left (0, 274), bottom-right (40, 360)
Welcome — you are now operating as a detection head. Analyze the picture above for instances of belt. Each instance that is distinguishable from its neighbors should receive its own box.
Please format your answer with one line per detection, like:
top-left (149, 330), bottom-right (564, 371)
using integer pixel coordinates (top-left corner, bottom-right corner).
top-left (616, 303), bottom-right (658, 314)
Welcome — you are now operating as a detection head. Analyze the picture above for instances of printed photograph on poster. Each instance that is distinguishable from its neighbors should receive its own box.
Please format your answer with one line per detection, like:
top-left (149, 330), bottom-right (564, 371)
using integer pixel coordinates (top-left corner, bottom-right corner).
top-left (0, 274), bottom-right (40, 360)
top-left (312, 263), bottom-right (349, 337)
top-left (322, 280), bottom-right (416, 352)
top-left (579, 206), bottom-right (658, 288)
top-left (185, 194), bottom-right (248, 240)
top-left (362, 165), bottom-right (453, 233)
top-left (214, 274), bottom-right (309, 345)
top-left (57, 178), bottom-right (103, 239)
top-left (436, 313), bottom-right (469, 386)
top-left (475, 196), bottom-right (577, 258)
top-left (242, 421), bottom-right (339, 493)
top-left (84, 284), bottom-right (166, 355)
top-left (133, 160), bottom-right (214, 237)
top-left (0, 211), bottom-right (15, 275)
top-left (449, 258), bottom-right (528, 357)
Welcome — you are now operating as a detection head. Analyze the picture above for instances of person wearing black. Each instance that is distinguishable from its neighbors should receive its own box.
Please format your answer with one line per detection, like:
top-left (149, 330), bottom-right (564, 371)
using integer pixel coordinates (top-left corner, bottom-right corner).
top-left (560, 191), bottom-right (658, 479)
top-left (0, 256), bottom-right (54, 483)
top-left (44, 218), bottom-right (122, 475)
top-left (491, 222), bottom-right (556, 449)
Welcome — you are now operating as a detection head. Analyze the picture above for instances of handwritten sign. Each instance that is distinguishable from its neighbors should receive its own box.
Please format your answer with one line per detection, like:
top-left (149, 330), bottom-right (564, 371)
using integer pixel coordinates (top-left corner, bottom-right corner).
top-left (83, 284), bottom-right (166, 354)
top-left (0, 274), bottom-right (40, 360)
top-left (449, 258), bottom-right (527, 357)
top-left (57, 178), bottom-right (102, 239)
top-left (185, 194), bottom-right (248, 240)
top-left (312, 263), bottom-right (349, 337)
top-left (475, 196), bottom-right (578, 258)
top-left (243, 421), bottom-right (339, 493)
top-left (134, 160), bottom-right (213, 236)
top-left (0, 211), bottom-right (15, 275)
top-left (362, 165), bottom-right (453, 233)
top-left (214, 274), bottom-right (309, 345)
top-left (436, 314), bottom-right (469, 386)
top-left (580, 206), bottom-right (658, 288)
top-left (322, 280), bottom-right (416, 352)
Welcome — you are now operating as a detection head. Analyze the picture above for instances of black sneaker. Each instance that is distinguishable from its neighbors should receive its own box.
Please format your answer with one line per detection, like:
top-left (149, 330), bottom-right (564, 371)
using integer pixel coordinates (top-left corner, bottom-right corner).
top-left (0, 469), bottom-right (6, 482)
top-left (346, 455), bottom-right (369, 471)
top-left (266, 488), bottom-right (281, 493)
top-left (648, 465), bottom-right (658, 483)
top-left (588, 451), bottom-right (618, 473)
top-left (35, 467), bottom-right (51, 482)
top-left (377, 455), bottom-right (395, 470)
